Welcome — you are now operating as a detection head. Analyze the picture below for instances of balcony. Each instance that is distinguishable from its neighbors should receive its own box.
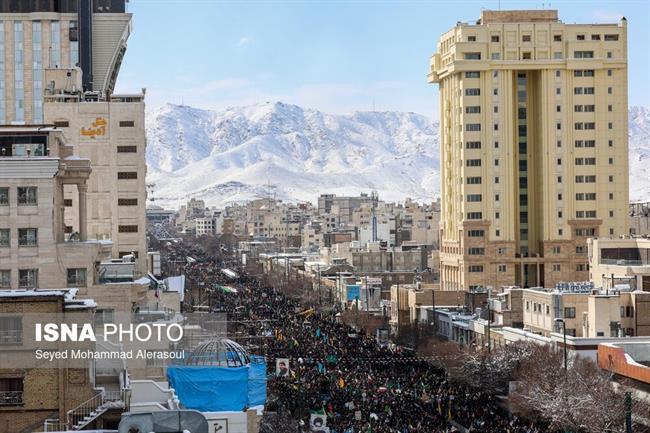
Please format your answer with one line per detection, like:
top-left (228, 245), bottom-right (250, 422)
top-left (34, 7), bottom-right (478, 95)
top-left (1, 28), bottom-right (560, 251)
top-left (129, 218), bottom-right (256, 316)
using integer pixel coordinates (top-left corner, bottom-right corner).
top-left (0, 391), bottom-right (23, 405)
top-left (600, 258), bottom-right (648, 266)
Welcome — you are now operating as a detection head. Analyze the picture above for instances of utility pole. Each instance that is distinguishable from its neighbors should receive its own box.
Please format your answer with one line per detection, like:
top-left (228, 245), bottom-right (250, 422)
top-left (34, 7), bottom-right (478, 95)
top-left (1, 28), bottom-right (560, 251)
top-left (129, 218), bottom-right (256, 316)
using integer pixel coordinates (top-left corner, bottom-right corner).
top-left (625, 391), bottom-right (632, 433)
top-left (317, 264), bottom-right (322, 306)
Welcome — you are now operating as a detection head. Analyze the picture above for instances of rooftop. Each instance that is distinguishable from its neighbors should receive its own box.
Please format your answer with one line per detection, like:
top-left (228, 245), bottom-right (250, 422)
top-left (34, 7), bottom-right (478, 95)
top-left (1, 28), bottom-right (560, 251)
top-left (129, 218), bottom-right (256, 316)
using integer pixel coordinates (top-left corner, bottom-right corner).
top-left (479, 9), bottom-right (559, 24)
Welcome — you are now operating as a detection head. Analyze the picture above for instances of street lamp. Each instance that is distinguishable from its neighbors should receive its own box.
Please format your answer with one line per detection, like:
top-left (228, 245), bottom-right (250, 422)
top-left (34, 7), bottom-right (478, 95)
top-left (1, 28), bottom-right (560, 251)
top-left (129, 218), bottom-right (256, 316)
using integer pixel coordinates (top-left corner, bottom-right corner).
top-left (555, 318), bottom-right (567, 371)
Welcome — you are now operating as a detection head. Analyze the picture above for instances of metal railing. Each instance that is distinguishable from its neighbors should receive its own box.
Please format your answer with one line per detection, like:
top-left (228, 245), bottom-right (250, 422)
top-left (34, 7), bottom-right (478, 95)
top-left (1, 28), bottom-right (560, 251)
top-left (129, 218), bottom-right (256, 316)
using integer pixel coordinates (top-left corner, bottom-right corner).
top-left (67, 391), bottom-right (104, 428)
top-left (0, 330), bottom-right (23, 345)
top-left (0, 391), bottom-right (23, 405)
top-left (600, 258), bottom-right (646, 266)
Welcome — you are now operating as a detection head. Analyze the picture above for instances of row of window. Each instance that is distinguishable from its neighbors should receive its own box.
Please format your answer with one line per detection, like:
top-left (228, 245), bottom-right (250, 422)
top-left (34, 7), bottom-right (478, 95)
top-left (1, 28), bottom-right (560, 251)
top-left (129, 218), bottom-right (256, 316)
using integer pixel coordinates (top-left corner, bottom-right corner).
top-left (464, 50), bottom-right (613, 61)
top-left (0, 268), bottom-right (87, 290)
top-left (53, 120), bottom-right (136, 128)
top-left (0, 228), bottom-right (37, 247)
top-left (473, 33), bottom-right (619, 43)
top-left (0, 187), bottom-right (37, 206)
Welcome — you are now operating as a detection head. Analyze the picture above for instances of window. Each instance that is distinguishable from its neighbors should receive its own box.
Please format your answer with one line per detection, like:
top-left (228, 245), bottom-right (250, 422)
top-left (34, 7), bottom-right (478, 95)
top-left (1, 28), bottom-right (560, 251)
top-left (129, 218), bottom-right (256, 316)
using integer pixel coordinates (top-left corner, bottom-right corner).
top-left (95, 309), bottom-right (114, 327)
top-left (494, 141), bottom-right (499, 148)
top-left (0, 229), bottom-right (8, 247)
top-left (495, 194), bottom-right (500, 201)
top-left (553, 52), bottom-right (563, 59)
top-left (467, 36), bottom-right (476, 42)
top-left (118, 198), bottom-right (138, 206)
top-left (556, 87), bottom-right (561, 95)
top-left (576, 246), bottom-right (586, 254)
top-left (466, 194), bottom-right (482, 202)
top-left (67, 268), bottom-right (87, 287)
top-left (494, 106), bottom-right (498, 113)
top-left (119, 120), bottom-right (135, 127)
top-left (466, 141), bottom-right (481, 149)
top-left (0, 378), bottom-right (24, 405)
top-left (522, 52), bottom-right (531, 60)
top-left (466, 177), bottom-right (481, 184)
top-left (468, 265), bottom-right (484, 273)
top-left (117, 172), bottom-right (138, 180)
top-left (495, 212), bottom-right (500, 219)
top-left (576, 264), bottom-right (587, 271)
top-left (553, 264), bottom-right (561, 272)
top-left (0, 188), bottom-right (7, 206)
top-left (591, 34), bottom-right (601, 41)
top-left (465, 88), bottom-right (480, 96)
top-left (466, 159), bottom-right (481, 166)
top-left (0, 270), bottom-right (9, 289)
top-left (466, 124), bottom-right (481, 132)
top-left (493, 88), bottom-right (498, 96)
top-left (118, 225), bottom-right (138, 233)
top-left (555, 70), bottom-right (561, 78)
top-left (522, 35), bottom-right (531, 42)
top-left (18, 229), bottom-right (37, 246)
top-left (467, 212), bottom-right (482, 220)
top-left (491, 35), bottom-right (500, 42)
top-left (577, 34), bottom-right (585, 41)
top-left (468, 247), bottom-right (484, 255)
top-left (564, 307), bottom-right (576, 319)
top-left (464, 52), bottom-right (481, 60)
top-left (465, 106), bottom-right (480, 114)
top-left (53, 120), bottom-right (69, 127)
top-left (526, 301), bottom-right (530, 311)
top-left (574, 50), bottom-right (593, 58)
top-left (18, 269), bottom-right (38, 288)
top-left (558, 193), bottom-right (563, 200)
top-left (552, 246), bottom-right (561, 254)
top-left (497, 247), bottom-right (506, 255)
top-left (117, 146), bottom-right (137, 153)
top-left (609, 193), bottom-right (614, 200)
top-left (17, 187), bottom-right (37, 205)
top-left (609, 140), bottom-right (613, 147)
top-left (554, 34), bottom-right (562, 42)
top-left (558, 211), bottom-right (563, 218)
top-left (605, 34), bottom-right (619, 41)
top-left (495, 176), bottom-right (500, 184)
top-left (607, 51), bottom-right (612, 59)
top-left (608, 105), bottom-right (612, 112)
top-left (498, 264), bottom-right (507, 272)
top-left (465, 71), bottom-right (480, 78)
top-left (467, 230), bottom-right (484, 237)
top-left (607, 69), bottom-right (612, 77)
top-left (491, 52), bottom-right (501, 60)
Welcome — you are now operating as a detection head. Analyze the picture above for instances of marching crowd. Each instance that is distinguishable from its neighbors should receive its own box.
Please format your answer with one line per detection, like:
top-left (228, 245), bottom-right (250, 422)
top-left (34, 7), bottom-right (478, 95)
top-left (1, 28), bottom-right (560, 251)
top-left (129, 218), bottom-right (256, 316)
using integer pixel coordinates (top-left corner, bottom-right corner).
top-left (162, 241), bottom-right (551, 433)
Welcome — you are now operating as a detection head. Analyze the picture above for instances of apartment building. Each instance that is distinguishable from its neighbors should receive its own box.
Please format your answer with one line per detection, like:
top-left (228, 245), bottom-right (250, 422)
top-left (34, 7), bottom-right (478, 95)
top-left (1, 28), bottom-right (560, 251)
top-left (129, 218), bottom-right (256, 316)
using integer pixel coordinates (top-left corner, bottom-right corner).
top-left (0, 1), bottom-right (148, 275)
top-left (522, 285), bottom-right (650, 337)
top-left (429, 10), bottom-right (629, 291)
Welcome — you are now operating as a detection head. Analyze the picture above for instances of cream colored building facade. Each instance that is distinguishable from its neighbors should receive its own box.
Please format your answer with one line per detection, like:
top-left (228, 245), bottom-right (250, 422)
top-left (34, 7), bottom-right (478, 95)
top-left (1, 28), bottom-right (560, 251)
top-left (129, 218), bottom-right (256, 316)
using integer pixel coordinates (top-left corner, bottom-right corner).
top-left (429, 10), bottom-right (629, 291)
top-left (522, 287), bottom-right (649, 338)
top-left (45, 95), bottom-right (148, 274)
top-left (588, 237), bottom-right (650, 291)
top-left (0, 3), bottom-right (148, 275)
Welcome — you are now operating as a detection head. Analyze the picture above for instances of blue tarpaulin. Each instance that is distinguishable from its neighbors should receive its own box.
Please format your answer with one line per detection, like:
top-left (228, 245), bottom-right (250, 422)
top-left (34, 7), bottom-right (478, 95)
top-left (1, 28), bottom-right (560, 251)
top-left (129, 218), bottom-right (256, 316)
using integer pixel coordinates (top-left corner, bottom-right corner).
top-left (347, 284), bottom-right (360, 301)
top-left (167, 357), bottom-right (267, 411)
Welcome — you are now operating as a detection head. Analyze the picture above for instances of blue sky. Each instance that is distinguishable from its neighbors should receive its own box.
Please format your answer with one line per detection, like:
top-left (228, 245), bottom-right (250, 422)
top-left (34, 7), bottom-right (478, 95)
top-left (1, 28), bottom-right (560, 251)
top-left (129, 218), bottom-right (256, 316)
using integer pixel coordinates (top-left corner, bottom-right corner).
top-left (116, 0), bottom-right (650, 117)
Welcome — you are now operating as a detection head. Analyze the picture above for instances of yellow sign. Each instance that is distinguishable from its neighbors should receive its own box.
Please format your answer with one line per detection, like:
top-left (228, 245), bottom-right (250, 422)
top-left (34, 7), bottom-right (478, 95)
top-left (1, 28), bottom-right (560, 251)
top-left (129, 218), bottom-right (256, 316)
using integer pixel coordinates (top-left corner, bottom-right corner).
top-left (80, 118), bottom-right (107, 138)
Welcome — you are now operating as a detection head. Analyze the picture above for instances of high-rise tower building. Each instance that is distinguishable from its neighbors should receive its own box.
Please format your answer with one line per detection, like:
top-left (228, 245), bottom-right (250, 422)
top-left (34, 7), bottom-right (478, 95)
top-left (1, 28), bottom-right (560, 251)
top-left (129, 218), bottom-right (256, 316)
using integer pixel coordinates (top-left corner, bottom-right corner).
top-left (428, 10), bottom-right (629, 291)
top-left (0, 0), bottom-right (147, 274)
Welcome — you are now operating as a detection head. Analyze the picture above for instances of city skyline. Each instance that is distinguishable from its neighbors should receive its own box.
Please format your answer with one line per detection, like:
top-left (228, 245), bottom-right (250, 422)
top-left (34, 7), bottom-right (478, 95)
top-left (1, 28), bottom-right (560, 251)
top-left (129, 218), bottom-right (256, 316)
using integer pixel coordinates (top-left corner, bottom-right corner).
top-left (116, 0), bottom-right (650, 117)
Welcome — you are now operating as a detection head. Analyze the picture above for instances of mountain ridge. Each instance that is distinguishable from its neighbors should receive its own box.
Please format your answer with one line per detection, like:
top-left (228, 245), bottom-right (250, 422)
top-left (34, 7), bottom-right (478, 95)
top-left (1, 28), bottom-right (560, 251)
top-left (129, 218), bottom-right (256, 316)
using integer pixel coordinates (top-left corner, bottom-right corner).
top-left (146, 101), bottom-right (649, 207)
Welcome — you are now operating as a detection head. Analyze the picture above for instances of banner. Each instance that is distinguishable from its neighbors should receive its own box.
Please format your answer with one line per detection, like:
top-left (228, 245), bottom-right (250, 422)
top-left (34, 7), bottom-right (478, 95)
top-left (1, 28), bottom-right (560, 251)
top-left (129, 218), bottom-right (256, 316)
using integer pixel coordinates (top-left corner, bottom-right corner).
top-left (275, 358), bottom-right (290, 377)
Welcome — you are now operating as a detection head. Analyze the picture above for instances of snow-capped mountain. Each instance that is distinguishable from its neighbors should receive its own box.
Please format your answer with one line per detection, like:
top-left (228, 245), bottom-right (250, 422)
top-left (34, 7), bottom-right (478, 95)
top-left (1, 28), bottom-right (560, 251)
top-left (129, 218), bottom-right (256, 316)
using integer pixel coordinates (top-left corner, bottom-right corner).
top-left (146, 102), bottom-right (650, 208)
top-left (146, 102), bottom-right (440, 207)
top-left (628, 106), bottom-right (650, 203)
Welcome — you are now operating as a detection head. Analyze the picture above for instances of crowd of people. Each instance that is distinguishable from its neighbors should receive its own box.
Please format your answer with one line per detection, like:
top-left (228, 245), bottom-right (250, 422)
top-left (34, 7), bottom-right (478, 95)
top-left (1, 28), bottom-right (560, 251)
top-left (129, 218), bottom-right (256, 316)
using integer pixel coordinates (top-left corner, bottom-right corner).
top-left (160, 240), bottom-right (552, 433)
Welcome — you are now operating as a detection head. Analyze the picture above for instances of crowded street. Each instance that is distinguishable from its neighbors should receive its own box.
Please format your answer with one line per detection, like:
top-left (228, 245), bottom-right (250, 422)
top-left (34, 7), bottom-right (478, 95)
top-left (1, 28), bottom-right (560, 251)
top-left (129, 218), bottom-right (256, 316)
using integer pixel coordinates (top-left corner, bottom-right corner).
top-left (159, 240), bottom-right (552, 433)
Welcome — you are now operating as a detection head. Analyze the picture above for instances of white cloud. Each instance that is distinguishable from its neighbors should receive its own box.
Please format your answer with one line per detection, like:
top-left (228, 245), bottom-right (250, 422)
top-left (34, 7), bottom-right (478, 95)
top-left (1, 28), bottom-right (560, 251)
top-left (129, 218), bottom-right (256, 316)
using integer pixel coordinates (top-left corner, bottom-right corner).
top-left (238, 37), bottom-right (250, 47)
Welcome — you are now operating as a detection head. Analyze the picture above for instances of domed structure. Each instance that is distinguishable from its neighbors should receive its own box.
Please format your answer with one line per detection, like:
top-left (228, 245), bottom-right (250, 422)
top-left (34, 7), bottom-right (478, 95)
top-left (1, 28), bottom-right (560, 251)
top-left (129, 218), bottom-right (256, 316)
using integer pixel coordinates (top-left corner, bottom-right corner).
top-left (182, 337), bottom-right (250, 367)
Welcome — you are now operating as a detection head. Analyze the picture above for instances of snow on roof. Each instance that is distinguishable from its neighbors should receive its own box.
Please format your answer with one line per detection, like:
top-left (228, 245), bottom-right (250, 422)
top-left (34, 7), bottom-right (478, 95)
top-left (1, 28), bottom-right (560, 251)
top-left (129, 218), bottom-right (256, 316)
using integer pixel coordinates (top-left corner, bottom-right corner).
top-left (0, 288), bottom-right (96, 310)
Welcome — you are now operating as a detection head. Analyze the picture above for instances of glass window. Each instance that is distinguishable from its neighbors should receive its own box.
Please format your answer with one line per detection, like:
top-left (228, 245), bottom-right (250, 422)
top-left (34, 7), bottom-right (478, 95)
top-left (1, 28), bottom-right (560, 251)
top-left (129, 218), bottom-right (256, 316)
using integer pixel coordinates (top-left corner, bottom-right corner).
top-left (0, 188), bottom-right (7, 205)
top-left (18, 228), bottom-right (37, 246)
top-left (564, 307), bottom-right (576, 318)
top-left (0, 229), bottom-right (8, 247)
top-left (17, 187), bottom-right (37, 205)
top-left (67, 268), bottom-right (87, 287)
top-left (50, 21), bottom-right (61, 68)
top-left (18, 269), bottom-right (38, 288)
top-left (0, 270), bottom-right (10, 289)
top-left (14, 22), bottom-right (24, 122)
top-left (0, 316), bottom-right (22, 345)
